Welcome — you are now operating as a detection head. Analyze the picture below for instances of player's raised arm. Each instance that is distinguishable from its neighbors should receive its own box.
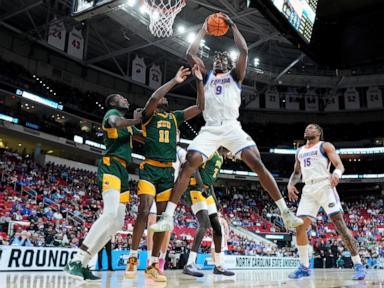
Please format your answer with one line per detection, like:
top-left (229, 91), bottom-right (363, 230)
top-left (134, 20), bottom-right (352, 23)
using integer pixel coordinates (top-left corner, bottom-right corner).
top-left (142, 66), bottom-right (191, 117)
top-left (287, 156), bottom-right (302, 201)
top-left (107, 113), bottom-right (141, 128)
top-left (323, 142), bottom-right (345, 187)
top-left (181, 64), bottom-right (205, 121)
top-left (186, 19), bottom-right (207, 75)
top-left (221, 13), bottom-right (248, 83)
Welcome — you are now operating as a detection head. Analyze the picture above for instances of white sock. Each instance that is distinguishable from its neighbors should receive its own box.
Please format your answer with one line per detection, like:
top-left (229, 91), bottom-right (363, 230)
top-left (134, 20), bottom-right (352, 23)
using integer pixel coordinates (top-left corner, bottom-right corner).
top-left (151, 256), bottom-right (159, 264)
top-left (275, 198), bottom-right (288, 213)
top-left (214, 252), bottom-right (223, 266)
top-left (147, 250), bottom-right (152, 260)
top-left (159, 251), bottom-right (166, 260)
top-left (164, 202), bottom-right (177, 216)
top-left (72, 249), bottom-right (91, 267)
top-left (352, 255), bottom-right (362, 265)
top-left (297, 245), bottom-right (309, 268)
top-left (130, 250), bottom-right (138, 257)
top-left (187, 251), bottom-right (197, 265)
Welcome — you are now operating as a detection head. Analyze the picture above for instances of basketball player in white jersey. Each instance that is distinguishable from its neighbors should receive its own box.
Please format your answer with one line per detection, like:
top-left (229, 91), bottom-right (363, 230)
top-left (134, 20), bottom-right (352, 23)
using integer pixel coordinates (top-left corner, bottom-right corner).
top-left (145, 135), bottom-right (187, 272)
top-left (151, 13), bottom-right (303, 236)
top-left (287, 124), bottom-right (366, 280)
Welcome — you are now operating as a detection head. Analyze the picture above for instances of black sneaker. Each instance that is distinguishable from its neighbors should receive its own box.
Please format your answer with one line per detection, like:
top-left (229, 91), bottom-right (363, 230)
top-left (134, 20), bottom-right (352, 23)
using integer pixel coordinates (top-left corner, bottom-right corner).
top-left (82, 266), bottom-right (101, 281)
top-left (213, 265), bottom-right (235, 276)
top-left (183, 264), bottom-right (204, 277)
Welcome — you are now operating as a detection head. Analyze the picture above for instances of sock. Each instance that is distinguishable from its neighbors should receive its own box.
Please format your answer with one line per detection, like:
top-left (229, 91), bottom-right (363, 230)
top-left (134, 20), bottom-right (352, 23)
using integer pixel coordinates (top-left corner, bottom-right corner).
top-left (297, 245), bottom-right (309, 268)
top-left (151, 256), bottom-right (159, 264)
top-left (275, 198), bottom-right (288, 213)
top-left (159, 251), bottom-right (166, 260)
top-left (187, 251), bottom-right (197, 265)
top-left (130, 250), bottom-right (138, 257)
top-left (72, 249), bottom-right (91, 267)
top-left (147, 250), bottom-right (152, 260)
top-left (214, 252), bottom-right (223, 266)
top-left (352, 255), bottom-right (362, 265)
top-left (164, 202), bottom-right (177, 216)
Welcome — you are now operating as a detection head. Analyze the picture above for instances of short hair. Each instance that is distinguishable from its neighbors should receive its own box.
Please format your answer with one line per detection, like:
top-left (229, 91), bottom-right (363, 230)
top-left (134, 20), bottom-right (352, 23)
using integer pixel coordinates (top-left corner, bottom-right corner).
top-left (311, 123), bottom-right (324, 140)
top-left (105, 94), bottom-right (119, 109)
top-left (213, 51), bottom-right (233, 70)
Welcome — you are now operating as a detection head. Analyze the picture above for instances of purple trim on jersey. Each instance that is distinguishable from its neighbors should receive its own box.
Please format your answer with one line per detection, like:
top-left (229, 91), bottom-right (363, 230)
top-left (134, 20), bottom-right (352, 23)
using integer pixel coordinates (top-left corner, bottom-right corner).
top-left (327, 209), bottom-right (343, 217)
top-left (297, 214), bottom-right (317, 220)
top-left (204, 70), bottom-right (213, 86)
top-left (229, 70), bottom-right (241, 90)
top-left (235, 144), bottom-right (257, 155)
top-left (187, 148), bottom-right (209, 160)
top-left (319, 142), bottom-right (329, 160)
top-left (296, 146), bottom-right (303, 158)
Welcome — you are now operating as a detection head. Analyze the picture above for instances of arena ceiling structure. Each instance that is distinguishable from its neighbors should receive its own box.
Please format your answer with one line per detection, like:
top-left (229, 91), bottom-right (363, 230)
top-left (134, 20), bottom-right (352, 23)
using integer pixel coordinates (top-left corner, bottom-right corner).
top-left (0, 0), bottom-right (384, 95)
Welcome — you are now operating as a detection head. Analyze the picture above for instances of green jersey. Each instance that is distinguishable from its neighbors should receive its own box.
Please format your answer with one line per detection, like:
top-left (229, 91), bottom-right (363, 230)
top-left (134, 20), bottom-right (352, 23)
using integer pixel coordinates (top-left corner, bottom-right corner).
top-left (102, 109), bottom-right (139, 164)
top-left (200, 151), bottom-right (223, 186)
top-left (142, 111), bottom-right (184, 162)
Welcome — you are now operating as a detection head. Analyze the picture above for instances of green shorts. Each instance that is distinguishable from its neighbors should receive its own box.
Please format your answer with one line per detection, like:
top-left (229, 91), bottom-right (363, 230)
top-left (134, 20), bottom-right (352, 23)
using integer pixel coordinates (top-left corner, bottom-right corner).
top-left (137, 159), bottom-right (174, 202)
top-left (97, 156), bottom-right (130, 203)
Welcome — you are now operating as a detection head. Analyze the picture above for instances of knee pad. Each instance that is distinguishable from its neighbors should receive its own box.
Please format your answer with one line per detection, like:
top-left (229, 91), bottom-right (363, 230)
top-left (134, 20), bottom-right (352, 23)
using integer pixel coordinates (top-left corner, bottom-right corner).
top-left (210, 214), bottom-right (222, 237)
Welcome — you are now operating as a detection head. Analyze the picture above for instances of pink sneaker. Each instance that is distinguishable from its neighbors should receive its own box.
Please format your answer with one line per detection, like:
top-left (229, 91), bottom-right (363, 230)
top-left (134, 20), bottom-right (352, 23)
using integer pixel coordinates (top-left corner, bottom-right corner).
top-left (158, 258), bottom-right (165, 273)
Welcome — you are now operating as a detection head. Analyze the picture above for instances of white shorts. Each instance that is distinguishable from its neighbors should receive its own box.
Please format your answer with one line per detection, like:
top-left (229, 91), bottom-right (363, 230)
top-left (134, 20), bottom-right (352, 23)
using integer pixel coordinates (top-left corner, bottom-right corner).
top-left (150, 202), bottom-right (157, 215)
top-left (187, 121), bottom-right (256, 160)
top-left (297, 179), bottom-right (343, 219)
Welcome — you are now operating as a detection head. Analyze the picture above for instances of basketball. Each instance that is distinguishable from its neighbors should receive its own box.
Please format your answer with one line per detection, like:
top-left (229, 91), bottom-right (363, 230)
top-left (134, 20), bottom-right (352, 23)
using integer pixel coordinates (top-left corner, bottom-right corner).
top-left (206, 13), bottom-right (229, 37)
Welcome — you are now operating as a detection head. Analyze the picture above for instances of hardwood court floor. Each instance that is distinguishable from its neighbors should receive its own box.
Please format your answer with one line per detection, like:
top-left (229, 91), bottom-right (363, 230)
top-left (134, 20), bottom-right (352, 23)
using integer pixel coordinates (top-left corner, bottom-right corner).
top-left (2, 269), bottom-right (384, 288)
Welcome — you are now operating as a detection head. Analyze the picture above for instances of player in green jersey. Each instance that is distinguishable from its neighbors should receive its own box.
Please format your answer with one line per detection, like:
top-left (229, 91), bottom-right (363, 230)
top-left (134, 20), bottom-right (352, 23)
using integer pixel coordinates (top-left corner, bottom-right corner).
top-left (126, 65), bottom-right (204, 282)
top-left (65, 94), bottom-right (141, 281)
top-left (183, 148), bottom-right (234, 277)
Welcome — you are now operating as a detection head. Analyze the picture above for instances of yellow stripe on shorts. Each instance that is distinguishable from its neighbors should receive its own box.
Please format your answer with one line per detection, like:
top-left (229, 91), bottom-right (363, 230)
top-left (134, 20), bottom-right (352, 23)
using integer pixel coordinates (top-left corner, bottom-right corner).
top-left (190, 191), bottom-right (207, 205)
top-left (206, 195), bottom-right (215, 206)
top-left (137, 180), bottom-right (156, 196)
top-left (102, 174), bottom-right (121, 192)
top-left (156, 189), bottom-right (172, 202)
top-left (120, 191), bottom-right (130, 204)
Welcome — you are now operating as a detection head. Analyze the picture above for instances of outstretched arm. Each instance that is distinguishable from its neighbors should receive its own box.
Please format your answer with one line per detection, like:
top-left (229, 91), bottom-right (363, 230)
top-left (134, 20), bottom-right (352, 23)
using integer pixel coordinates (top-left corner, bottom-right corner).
top-left (323, 142), bottom-right (344, 187)
top-left (142, 66), bottom-right (191, 117)
top-left (287, 156), bottom-right (301, 201)
top-left (182, 64), bottom-right (205, 121)
top-left (186, 19), bottom-right (207, 75)
top-left (221, 13), bottom-right (248, 82)
top-left (108, 115), bottom-right (141, 129)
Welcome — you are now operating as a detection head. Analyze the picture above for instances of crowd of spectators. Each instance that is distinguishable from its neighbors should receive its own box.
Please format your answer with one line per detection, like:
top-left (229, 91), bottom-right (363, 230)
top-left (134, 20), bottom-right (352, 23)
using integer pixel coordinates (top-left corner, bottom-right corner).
top-left (0, 149), bottom-right (383, 269)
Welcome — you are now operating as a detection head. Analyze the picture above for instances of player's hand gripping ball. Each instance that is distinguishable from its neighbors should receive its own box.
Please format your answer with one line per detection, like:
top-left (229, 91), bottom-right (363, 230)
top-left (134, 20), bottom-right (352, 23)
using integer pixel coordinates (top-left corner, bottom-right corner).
top-left (206, 13), bottom-right (229, 36)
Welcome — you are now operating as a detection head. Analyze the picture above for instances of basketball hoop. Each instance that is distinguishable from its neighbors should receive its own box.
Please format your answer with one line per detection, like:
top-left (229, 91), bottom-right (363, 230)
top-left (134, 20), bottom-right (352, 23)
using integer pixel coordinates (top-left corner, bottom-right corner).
top-left (144, 0), bottom-right (187, 38)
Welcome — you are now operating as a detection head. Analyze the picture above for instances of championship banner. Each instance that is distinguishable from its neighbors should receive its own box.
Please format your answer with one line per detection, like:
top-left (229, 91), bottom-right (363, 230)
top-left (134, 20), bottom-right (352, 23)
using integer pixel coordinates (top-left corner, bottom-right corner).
top-left (0, 246), bottom-right (96, 271)
top-left (47, 21), bottom-right (66, 51)
top-left (245, 92), bottom-right (260, 109)
top-left (265, 88), bottom-right (280, 109)
top-left (304, 90), bottom-right (318, 112)
top-left (285, 88), bottom-right (300, 111)
top-left (199, 255), bottom-right (300, 270)
top-left (366, 86), bottom-right (383, 109)
top-left (148, 64), bottom-right (162, 89)
top-left (323, 94), bottom-right (339, 112)
top-left (344, 87), bottom-right (360, 110)
top-left (67, 27), bottom-right (84, 60)
top-left (131, 56), bottom-right (146, 84)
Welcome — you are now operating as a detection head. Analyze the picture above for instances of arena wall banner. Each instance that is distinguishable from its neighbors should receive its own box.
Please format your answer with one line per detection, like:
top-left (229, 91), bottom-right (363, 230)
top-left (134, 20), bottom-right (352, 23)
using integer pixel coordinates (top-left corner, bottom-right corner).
top-left (0, 246), bottom-right (96, 271)
top-left (197, 254), bottom-right (300, 270)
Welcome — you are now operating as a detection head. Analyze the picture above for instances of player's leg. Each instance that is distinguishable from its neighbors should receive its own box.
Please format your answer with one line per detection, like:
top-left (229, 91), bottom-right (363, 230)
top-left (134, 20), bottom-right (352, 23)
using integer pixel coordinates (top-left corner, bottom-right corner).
top-left (66, 164), bottom-right (125, 281)
top-left (208, 199), bottom-right (234, 276)
top-left (151, 129), bottom-right (220, 232)
top-left (125, 177), bottom-right (156, 278)
top-left (183, 190), bottom-right (210, 277)
top-left (225, 126), bottom-right (303, 228)
top-left (322, 187), bottom-right (366, 280)
top-left (289, 189), bottom-right (319, 279)
top-left (146, 203), bottom-right (157, 266)
top-left (158, 231), bottom-right (171, 272)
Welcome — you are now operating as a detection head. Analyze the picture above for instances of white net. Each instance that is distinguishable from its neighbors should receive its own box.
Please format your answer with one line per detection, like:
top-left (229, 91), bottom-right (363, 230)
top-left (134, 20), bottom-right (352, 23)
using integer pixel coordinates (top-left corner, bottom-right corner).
top-left (145, 0), bottom-right (186, 38)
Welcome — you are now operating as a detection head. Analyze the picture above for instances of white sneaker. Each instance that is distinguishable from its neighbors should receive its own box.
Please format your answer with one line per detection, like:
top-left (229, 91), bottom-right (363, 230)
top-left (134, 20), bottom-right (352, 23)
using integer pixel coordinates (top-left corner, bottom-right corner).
top-left (281, 210), bottom-right (303, 228)
top-left (150, 213), bottom-right (174, 232)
